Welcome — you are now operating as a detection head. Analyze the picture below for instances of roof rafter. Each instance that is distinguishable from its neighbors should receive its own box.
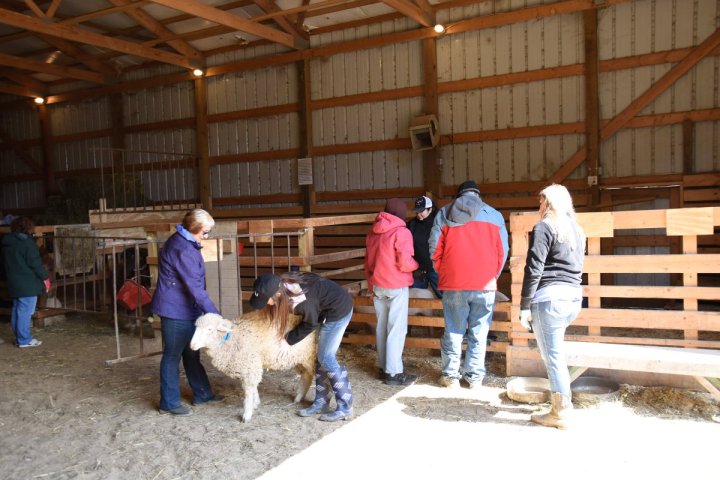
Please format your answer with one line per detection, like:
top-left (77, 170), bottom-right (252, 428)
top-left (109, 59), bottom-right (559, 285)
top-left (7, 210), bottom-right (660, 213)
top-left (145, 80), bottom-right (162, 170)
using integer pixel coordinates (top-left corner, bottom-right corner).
top-left (147, 0), bottom-right (305, 50)
top-left (251, 0), bottom-right (309, 44)
top-left (107, 0), bottom-right (203, 62)
top-left (3, 70), bottom-right (47, 93)
top-left (0, 7), bottom-right (197, 70)
top-left (381, 0), bottom-right (433, 27)
top-left (0, 50), bottom-right (109, 83)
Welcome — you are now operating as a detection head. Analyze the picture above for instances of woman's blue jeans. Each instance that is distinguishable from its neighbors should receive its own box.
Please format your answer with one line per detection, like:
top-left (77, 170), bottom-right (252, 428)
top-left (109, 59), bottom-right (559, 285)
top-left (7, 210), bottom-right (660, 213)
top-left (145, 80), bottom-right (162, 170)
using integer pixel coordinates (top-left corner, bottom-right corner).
top-left (316, 310), bottom-right (352, 371)
top-left (440, 290), bottom-right (495, 382)
top-left (11, 296), bottom-right (37, 346)
top-left (531, 299), bottom-right (582, 396)
top-left (160, 316), bottom-right (214, 410)
top-left (373, 286), bottom-right (409, 375)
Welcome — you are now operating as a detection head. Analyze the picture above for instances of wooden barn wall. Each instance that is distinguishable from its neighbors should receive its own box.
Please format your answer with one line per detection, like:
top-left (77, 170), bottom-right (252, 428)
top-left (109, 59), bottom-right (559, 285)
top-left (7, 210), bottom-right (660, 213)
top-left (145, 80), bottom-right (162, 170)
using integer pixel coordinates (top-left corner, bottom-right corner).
top-left (0, 0), bottom-right (719, 214)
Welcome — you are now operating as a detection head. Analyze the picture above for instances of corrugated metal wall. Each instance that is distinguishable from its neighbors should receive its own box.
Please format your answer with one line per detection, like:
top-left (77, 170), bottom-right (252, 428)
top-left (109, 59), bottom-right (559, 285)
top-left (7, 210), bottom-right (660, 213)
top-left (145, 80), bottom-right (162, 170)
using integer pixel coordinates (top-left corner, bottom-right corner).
top-left (437, 1), bottom-right (584, 183)
top-left (1, 0), bottom-right (718, 212)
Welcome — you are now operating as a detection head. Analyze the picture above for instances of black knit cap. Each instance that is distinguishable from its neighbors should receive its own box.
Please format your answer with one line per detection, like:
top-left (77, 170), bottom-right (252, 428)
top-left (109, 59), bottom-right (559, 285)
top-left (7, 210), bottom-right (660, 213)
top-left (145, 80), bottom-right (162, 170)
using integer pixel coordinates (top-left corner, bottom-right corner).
top-left (457, 180), bottom-right (481, 197)
top-left (249, 273), bottom-right (281, 310)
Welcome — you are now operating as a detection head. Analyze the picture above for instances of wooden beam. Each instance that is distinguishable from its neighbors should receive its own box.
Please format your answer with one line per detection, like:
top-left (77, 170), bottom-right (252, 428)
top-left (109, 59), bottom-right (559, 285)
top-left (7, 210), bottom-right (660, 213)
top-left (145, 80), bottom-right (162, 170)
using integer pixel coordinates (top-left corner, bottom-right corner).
top-left (36, 34), bottom-right (119, 76)
top-left (148, 0), bottom-right (304, 50)
top-left (0, 51), bottom-right (109, 84)
top-left (0, 80), bottom-right (42, 98)
top-left (107, 0), bottom-right (204, 62)
top-left (45, 0), bottom-right (61, 18)
top-left (22, 0), bottom-right (44, 17)
top-left (0, 7), bottom-right (194, 69)
top-left (0, 1), bottom-right (153, 45)
top-left (2, 71), bottom-right (46, 93)
top-left (382, 0), bottom-right (433, 27)
top-left (252, 0), bottom-right (309, 44)
top-left (550, 27), bottom-right (720, 183)
top-left (446, 0), bottom-right (593, 35)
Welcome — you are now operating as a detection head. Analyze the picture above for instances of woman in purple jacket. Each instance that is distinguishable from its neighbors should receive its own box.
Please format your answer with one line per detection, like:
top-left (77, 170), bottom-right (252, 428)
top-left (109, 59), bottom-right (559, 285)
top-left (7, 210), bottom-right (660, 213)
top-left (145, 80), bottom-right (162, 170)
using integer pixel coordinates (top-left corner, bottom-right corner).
top-left (151, 209), bottom-right (224, 416)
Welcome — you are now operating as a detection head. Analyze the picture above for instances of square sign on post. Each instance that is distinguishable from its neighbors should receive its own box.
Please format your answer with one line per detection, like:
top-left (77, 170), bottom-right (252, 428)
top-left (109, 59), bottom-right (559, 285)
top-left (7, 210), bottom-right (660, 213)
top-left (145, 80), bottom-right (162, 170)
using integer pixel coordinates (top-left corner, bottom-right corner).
top-left (298, 157), bottom-right (313, 185)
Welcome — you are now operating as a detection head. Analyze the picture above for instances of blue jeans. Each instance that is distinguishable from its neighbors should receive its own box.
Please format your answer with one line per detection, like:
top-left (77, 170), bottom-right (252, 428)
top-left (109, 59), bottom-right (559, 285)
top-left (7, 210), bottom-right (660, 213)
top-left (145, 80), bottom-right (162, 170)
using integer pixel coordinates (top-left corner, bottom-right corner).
top-left (11, 296), bottom-right (37, 346)
top-left (531, 299), bottom-right (582, 396)
top-left (160, 316), bottom-right (214, 410)
top-left (373, 286), bottom-right (409, 375)
top-left (317, 310), bottom-right (352, 371)
top-left (412, 270), bottom-right (442, 298)
top-left (440, 290), bottom-right (495, 382)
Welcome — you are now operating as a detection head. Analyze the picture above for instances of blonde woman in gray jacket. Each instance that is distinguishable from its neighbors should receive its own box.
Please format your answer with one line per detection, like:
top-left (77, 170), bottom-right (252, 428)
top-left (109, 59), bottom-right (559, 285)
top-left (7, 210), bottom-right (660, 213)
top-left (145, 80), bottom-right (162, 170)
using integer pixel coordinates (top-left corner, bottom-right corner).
top-left (519, 184), bottom-right (586, 429)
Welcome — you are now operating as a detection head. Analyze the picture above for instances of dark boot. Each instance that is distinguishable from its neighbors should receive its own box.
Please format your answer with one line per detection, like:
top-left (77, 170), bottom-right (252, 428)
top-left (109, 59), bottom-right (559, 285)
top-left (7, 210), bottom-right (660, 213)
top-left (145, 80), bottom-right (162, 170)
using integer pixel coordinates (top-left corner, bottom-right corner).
top-left (319, 366), bottom-right (353, 422)
top-left (297, 365), bottom-right (333, 417)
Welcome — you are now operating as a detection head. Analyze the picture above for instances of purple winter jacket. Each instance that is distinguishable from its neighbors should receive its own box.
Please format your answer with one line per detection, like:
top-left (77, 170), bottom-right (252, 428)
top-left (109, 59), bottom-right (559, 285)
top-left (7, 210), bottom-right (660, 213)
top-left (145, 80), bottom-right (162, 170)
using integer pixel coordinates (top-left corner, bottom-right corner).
top-left (150, 226), bottom-right (219, 321)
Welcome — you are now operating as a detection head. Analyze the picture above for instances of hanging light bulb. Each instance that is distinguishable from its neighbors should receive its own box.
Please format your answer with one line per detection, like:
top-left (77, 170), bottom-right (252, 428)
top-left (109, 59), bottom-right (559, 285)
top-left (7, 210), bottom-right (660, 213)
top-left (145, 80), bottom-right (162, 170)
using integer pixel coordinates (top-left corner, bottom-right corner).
top-left (434, 24), bottom-right (445, 34)
top-left (34, 97), bottom-right (45, 104)
top-left (192, 68), bottom-right (204, 77)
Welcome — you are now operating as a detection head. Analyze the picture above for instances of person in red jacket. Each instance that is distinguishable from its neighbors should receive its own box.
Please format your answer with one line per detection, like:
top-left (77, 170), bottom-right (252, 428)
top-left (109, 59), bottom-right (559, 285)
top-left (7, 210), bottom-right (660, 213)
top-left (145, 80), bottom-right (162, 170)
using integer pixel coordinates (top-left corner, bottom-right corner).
top-left (429, 181), bottom-right (508, 389)
top-left (365, 198), bottom-right (419, 386)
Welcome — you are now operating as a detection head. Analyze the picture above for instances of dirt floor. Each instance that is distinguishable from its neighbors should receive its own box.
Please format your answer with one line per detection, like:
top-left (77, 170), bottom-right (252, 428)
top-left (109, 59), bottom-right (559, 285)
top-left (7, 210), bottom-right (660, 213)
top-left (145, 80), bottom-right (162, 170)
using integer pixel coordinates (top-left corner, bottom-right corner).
top-left (0, 313), bottom-right (718, 480)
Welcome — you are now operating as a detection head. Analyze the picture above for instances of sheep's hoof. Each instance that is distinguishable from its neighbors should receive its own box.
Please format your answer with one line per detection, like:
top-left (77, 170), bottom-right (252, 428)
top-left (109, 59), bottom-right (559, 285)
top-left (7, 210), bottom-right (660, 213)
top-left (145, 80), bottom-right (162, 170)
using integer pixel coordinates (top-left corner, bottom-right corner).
top-left (241, 414), bottom-right (252, 423)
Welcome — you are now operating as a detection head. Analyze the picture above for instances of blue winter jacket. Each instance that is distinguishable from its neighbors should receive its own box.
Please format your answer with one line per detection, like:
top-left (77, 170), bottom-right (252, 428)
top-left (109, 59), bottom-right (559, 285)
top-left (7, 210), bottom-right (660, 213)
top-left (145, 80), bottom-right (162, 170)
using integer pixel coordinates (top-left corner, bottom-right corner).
top-left (150, 225), bottom-right (219, 320)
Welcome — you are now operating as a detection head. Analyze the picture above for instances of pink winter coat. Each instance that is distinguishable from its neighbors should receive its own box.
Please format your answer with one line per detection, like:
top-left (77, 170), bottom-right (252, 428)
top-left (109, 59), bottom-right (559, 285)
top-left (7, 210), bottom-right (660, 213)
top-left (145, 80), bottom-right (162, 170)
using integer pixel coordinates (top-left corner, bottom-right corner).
top-left (364, 212), bottom-right (419, 293)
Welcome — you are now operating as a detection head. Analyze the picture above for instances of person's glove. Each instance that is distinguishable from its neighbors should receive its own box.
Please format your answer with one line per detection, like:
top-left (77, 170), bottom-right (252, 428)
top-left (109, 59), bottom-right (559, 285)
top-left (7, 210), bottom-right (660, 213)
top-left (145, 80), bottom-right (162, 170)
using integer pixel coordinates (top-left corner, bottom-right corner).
top-left (43, 278), bottom-right (51, 292)
top-left (519, 309), bottom-right (532, 331)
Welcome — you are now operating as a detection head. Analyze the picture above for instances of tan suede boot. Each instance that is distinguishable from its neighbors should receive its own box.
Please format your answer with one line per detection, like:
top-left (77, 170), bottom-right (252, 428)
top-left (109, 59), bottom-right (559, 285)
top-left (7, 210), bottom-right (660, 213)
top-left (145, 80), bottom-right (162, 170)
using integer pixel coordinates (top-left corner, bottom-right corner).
top-left (531, 392), bottom-right (573, 429)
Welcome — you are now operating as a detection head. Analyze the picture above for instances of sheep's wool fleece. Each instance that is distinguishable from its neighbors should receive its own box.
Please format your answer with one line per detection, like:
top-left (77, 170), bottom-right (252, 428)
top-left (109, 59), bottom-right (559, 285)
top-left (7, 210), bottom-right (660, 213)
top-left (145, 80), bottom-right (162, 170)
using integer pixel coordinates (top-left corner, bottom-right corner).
top-left (199, 310), bottom-right (317, 383)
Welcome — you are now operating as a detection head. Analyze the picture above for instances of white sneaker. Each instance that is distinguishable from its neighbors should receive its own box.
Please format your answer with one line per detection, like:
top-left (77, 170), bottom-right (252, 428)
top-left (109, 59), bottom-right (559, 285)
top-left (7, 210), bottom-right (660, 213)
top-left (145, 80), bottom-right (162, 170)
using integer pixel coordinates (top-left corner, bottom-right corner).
top-left (18, 338), bottom-right (42, 348)
top-left (438, 375), bottom-right (460, 388)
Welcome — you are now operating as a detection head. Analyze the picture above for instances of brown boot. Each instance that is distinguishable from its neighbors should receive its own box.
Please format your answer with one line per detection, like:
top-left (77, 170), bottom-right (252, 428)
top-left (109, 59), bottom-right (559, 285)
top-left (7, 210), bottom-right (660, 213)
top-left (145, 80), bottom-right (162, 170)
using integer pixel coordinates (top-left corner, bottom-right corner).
top-left (531, 392), bottom-right (573, 429)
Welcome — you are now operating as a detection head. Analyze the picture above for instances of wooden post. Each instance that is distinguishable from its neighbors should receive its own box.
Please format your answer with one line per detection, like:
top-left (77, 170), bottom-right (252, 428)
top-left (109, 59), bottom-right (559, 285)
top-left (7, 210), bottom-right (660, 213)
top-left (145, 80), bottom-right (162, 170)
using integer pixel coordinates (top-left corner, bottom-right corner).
top-left (298, 59), bottom-right (315, 217)
top-left (583, 9), bottom-right (600, 207)
top-left (194, 76), bottom-right (211, 209)
top-left (422, 38), bottom-right (442, 198)
top-left (298, 226), bottom-right (314, 272)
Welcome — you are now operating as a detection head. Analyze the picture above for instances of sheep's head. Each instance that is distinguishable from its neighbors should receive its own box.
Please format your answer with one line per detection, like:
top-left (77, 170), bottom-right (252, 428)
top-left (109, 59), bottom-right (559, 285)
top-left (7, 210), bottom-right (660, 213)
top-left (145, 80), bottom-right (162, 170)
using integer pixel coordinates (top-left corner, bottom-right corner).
top-left (190, 313), bottom-right (232, 350)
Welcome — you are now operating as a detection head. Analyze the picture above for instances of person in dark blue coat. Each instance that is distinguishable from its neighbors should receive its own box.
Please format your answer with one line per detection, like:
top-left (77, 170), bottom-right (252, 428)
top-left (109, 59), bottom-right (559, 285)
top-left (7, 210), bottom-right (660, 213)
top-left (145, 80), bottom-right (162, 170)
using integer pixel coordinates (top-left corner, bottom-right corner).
top-left (150, 209), bottom-right (224, 416)
top-left (1, 216), bottom-right (49, 348)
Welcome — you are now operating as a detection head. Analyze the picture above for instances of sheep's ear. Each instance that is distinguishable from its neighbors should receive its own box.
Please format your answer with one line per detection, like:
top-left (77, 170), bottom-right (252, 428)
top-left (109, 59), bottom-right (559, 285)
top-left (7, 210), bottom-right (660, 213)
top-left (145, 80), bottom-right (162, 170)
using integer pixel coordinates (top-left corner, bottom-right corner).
top-left (217, 321), bottom-right (231, 332)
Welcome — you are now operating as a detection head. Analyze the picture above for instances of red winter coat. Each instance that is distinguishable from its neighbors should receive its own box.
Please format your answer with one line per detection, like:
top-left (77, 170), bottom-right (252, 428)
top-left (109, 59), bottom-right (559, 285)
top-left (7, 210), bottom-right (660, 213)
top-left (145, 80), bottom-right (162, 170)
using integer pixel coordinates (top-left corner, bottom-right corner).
top-left (364, 212), bottom-right (418, 293)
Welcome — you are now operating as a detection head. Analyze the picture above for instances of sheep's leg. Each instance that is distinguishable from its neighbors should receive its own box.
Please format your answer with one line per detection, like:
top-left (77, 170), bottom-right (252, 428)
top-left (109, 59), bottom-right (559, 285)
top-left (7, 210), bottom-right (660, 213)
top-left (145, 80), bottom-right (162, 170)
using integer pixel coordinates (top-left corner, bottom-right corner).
top-left (253, 386), bottom-right (260, 408)
top-left (241, 384), bottom-right (256, 423)
top-left (294, 365), bottom-right (313, 403)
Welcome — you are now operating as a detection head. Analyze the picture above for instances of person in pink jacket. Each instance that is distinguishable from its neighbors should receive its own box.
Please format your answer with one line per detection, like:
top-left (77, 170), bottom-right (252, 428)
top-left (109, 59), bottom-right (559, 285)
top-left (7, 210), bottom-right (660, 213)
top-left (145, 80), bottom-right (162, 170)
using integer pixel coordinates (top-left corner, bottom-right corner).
top-left (365, 198), bottom-right (419, 386)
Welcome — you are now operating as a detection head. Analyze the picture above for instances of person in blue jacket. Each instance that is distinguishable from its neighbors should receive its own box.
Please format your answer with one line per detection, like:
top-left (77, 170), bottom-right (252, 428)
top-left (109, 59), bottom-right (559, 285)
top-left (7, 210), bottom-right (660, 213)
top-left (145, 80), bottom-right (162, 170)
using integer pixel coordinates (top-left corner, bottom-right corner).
top-left (1, 216), bottom-right (49, 348)
top-left (150, 209), bottom-right (224, 416)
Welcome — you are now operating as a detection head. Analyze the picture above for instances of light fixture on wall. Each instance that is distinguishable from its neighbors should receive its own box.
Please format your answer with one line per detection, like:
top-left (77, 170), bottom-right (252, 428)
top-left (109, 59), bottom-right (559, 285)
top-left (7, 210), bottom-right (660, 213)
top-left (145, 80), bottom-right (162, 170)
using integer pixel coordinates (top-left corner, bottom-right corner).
top-left (433, 24), bottom-right (445, 34)
top-left (33, 97), bottom-right (45, 104)
top-left (192, 68), bottom-right (204, 77)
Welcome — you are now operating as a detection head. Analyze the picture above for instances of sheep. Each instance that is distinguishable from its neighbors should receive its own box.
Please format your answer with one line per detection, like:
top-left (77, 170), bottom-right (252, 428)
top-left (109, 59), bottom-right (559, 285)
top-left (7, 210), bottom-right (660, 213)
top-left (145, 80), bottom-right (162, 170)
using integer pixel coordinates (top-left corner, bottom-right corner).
top-left (189, 311), bottom-right (316, 423)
